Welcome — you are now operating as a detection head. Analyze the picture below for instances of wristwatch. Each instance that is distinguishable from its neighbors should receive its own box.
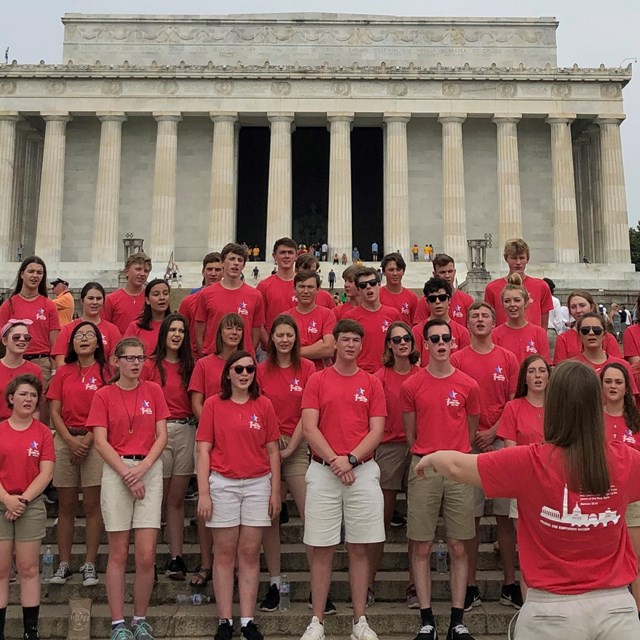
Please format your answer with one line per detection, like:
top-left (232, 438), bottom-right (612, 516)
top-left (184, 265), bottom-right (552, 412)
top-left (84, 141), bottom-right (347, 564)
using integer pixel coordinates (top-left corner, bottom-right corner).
top-left (347, 454), bottom-right (359, 468)
top-left (18, 497), bottom-right (29, 506)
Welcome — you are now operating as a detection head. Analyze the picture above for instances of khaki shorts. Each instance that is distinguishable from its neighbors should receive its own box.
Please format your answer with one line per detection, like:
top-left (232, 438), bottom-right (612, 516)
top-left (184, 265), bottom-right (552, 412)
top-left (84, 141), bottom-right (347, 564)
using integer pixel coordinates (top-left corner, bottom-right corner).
top-left (407, 456), bottom-right (475, 542)
top-left (53, 433), bottom-right (103, 488)
top-left (162, 421), bottom-right (196, 478)
top-left (627, 500), bottom-right (640, 528)
top-left (280, 435), bottom-right (310, 478)
top-left (205, 471), bottom-right (272, 528)
top-left (0, 497), bottom-right (46, 541)
top-left (375, 441), bottom-right (411, 492)
top-left (32, 356), bottom-right (53, 389)
top-left (303, 459), bottom-right (385, 547)
top-left (101, 458), bottom-right (163, 532)
top-left (509, 498), bottom-right (518, 520)
top-left (473, 440), bottom-right (510, 518)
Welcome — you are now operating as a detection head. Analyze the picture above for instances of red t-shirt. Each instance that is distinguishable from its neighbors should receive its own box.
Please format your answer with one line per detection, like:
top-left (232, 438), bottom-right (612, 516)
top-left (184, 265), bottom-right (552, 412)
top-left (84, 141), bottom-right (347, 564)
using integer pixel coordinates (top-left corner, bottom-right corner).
top-left (103, 288), bottom-right (146, 335)
top-left (124, 320), bottom-right (162, 357)
top-left (178, 291), bottom-right (201, 358)
top-left (604, 412), bottom-right (640, 452)
top-left (623, 324), bottom-right (640, 359)
top-left (493, 323), bottom-right (550, 365)
top-left (141, 359), bottom-right (192, 419)
top-left (301, 366), bottom-right (387, 455)
top-left (0, 295), bottom-right (60, 355)
top-left (400, 367), bottom-right (480, 455)
top-left (258, 358), bottom-right (316, 437)
top-left (196, 394), bottom-right (279, 479)
top-left (334, 301), bottom-right (359, 321)
top-left (451, 345), bottom-right (519, 431)
top-left (257, 274), bottom-right (297, 330)
top-left (51, 318), bottom-right (122, 361)
top-left (196, 282), bottom-right (265, 355)
top-left (0, 361), bottom-right (43, 420)
top-left (287, 306), bottom-right (336, 371)
top-left (47, 362), bottom-right (110, 428)
top-left (484, 275), bottom-right (554, 327)
top-left (497, 397), bottom-right (545, 445)
top-left (375, 365), bottom-right (419, 443)
top-left (0, 419), bottom-right (55, 494)
top-left (413, 289), bottom-right (474, 327)
top-left (344, 305), bottom-right (402, 373)
top-left (86, 381), bottom-right (170, 456)
top-left (554, 328), bottom-right (621, 365)
top-left (574, 354), bottom-right (639, 396)
top-left (478, 442), bottom-right (640, 594)
top-left (316, 289), bottom-right (337, 310)
top-left (380, 287), bottom-right (419, 325)
top-left (188, 354), bottom-right (226, 400)
top-left (413, 319), bottom-right (470, 366)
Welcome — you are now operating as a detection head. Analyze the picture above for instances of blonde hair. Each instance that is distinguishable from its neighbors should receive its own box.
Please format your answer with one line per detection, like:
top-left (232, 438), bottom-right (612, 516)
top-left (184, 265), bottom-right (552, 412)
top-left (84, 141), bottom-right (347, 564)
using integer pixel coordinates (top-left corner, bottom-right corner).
top-left (500, 272), bottom-right (529, 302)
top-left (503, 238), bottom-right (530, 260)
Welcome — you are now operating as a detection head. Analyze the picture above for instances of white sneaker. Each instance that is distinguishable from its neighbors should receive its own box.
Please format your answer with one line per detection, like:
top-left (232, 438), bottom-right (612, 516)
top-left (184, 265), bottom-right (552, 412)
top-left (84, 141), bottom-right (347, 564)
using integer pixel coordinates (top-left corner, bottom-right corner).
top-left (300, 616), bottom-right (325, 640)
top-left (351, 616), bottom-right (379, 640)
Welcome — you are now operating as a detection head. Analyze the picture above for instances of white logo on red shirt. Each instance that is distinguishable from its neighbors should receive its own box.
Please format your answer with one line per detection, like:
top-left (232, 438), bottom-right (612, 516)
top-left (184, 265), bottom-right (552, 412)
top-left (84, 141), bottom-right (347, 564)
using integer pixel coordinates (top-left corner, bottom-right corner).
top-left (292, 294), bottom-right (298, 303)
top-left (140, 400), bottom-right (153, 415)
top-left (525, 339), bottom-right (538, 354)
top-left (36, 308), bottom-right (46, 321)
top-left (540, 485), bottom-right (620, 530)
top-left (27, 440), bottom-right (40, 457)
top-left (289, 378), bottom-right (303, 393)
top-left (249, 414), bottom-right (261, 430)
top-left (308, 320), bottom-right (318, 334)
top-left (101, 333), bottom-right (108, 346)
top-left (452, 304), bottom-right (463, 319)
top-left (354, 386), bottom-right (369, 403)
top-left (381, 319), bottom-right (390, 332)
top-left (493, 366), bottom-right (506, 382)
top-left (238, 301), bottom-right (249, 316)
top-left (623, 429), bottom-right (637, 446)
top-left (446, 390), bottom-right (460, 407)
top-left (85, 376), bottom-right (98, 391)
top-left (401, 302), bottom-right (410, 316)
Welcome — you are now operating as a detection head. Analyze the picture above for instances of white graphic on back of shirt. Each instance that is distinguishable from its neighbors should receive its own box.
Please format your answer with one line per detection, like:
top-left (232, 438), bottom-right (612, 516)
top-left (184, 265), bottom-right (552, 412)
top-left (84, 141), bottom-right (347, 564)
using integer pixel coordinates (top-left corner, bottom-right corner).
top-left (540, 485), bottom-right (620, 529)
top-left (354, 387), bottom-right (369, 403)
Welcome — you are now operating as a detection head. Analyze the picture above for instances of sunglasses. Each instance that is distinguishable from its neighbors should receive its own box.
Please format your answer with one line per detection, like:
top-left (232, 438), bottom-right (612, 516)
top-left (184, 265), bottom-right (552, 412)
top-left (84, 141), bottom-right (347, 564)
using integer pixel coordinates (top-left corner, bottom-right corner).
top-left (427, 334), bottom-right (453, 344)
top-left (73, 331), bottom-right (97, 340)
top-left (390, 334), bottom-right (412, 345)
top-left (356, 279), bottom-right (379, 290)
top-left (579, 325), bottom-right (604, 336)
top-left (233, 365), bottom-right (256, 375)
top-left (119, 355), bottom-right (146, 363)
top-left (9, 334), bottom-right (32, 343)
top-left (427, 294), bottom-right (449, 303)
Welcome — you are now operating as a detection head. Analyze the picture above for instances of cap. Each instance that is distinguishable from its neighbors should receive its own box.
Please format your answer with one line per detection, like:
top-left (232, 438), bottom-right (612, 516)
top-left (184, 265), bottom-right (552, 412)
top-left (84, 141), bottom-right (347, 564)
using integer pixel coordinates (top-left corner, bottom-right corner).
top-left (50, 278), bottom-right (69, 288)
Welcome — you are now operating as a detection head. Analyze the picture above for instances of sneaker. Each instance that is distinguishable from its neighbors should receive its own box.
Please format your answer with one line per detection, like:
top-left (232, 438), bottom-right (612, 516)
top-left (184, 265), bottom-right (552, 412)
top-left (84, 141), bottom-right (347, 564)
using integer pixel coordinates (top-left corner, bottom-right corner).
top-left (166, 555), bottom-right (188, 581)
top-left (80, 562), bottom-right (99, 587)
top-left (308, 593), bottom-right (337, 615)
top-left (406, 584), bottom-right (419, 609)
top-left (390, 510), bottom-right (407, 527)
top-left (280, 502), bottom-right (289, 524)
top-left (463, 585), bottom-right (481, 612)
top-left (500, 582), bottom-right (523, 609)
top-left (240, 621), bottom-right (263, 640)
top-left (110, 625), bottom-right (134, 640)
top-left (23, 631), bottom-right (40, 640)
top-left (366, 587), bottom-right (375, 607)
top-left (49, 562), bottom-right (72, 584)
top-left (300, 617), bottom-right (325, 640)
top-left (259, 583), bottom-right (280, 612)
top-left (446, 624), bottom-right (475, 640)
top-left (132, 621), bottom-right (155, 640)
top-left (414, 624), bottom-right (437, 640)
top-left (43, 484), bottom-right (58, 504)
top-left (214, 620), bottom-right (234, 640)
top-left (9, 561), bottom-right (17, 583)
top-left (351, 616), bottom-right (379, 640)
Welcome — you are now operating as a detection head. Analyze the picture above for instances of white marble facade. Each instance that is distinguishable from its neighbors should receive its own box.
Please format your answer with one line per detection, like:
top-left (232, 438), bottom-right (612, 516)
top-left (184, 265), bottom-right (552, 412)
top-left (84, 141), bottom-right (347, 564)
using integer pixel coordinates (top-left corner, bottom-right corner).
top-left (0, 12), bottom-right (634, 285)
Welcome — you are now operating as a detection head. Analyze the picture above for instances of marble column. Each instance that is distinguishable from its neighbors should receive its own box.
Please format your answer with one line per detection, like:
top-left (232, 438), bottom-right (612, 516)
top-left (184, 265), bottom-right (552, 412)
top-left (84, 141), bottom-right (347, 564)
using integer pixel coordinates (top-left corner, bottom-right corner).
top-left (35, 113), bottom-right (71, 264)
top-left (150, 112), bottom-right (181, 264)
top-left (584, 124), bottom-right (604, 263)
top-left (493, 114), bottom-right (523, 250)
top-left (546, 115), bottom-right (580, 263)
top-left (266, 113), bottom-right (294, 252)
top-left (9, 122), bottom-right (29, 257)
top-left (92, 112), bottom-right (126, 263)
top-left (573, 135), bottom-right (595, 263)
top-left (209, 112), bottom-right (238, 250)
top-left (384, 113), bottom-right (411, 257)
top-left (439, 113), bottom-right (468, 264)
top-left (597, 116), bottom-right (631, 264)
top-left (327, 112), bottom-right (353, 260)
top-left (0, 112), bottom-right (20, 263)
top-left (23, 133), bottom-right (43, 256)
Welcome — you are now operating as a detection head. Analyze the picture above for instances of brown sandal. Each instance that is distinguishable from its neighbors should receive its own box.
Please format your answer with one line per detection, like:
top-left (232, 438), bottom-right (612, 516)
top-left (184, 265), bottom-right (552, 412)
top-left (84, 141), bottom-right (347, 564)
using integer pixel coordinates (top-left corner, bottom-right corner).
top-left (190, 566), bottom-right (212, 587)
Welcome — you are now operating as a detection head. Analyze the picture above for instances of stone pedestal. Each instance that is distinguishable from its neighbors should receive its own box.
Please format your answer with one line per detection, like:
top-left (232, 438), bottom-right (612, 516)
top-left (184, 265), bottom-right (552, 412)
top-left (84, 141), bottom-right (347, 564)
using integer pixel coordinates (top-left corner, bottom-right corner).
top-left (0, 112), bottom-right (20, 263)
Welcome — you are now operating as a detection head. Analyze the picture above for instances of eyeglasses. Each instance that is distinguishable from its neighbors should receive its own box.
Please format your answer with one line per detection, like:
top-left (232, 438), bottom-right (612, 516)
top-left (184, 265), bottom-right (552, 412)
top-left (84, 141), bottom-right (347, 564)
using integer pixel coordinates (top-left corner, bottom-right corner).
top-left (9, 334), bottom-right (31, 343)
top-left (118, 355), bottom-right (146, 363)
top-left (427, 294), bottom-right (449, 303)
top-left (73, 331), bottom-right (96, 340)
top-left (356, 279), bottom-right (379, 290)
top-left (232, 365), bottom-right (256, 375)
top-left (427, 334), bottom-right (453, 344)
top-left (390, 334), bottom-right (412, 345)
top-left (579, 325), bottom-right (604, 336)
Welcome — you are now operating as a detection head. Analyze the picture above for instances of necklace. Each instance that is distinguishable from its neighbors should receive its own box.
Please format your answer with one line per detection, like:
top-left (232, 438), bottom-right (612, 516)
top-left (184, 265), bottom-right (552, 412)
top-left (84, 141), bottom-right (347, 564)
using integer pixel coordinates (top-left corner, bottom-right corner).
top-left (18, 291), bottom-right (39, 301)
top-left (78, 361), bottom-right (95, 383)
top-left (117, 382), bottom-right (140, 434)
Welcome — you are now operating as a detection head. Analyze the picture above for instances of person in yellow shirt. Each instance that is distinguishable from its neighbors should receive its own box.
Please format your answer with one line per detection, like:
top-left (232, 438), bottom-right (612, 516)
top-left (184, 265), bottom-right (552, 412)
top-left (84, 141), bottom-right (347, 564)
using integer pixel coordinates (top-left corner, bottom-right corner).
top-left (51, 278), bottom-right (75, 326)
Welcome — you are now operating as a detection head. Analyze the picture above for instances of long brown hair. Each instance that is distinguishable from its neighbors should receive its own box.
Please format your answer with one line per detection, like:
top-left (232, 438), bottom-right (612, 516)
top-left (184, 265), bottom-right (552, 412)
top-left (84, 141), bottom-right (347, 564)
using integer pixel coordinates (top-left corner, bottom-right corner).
top-left (601, 362), bottom-right (640, 434)
top-left (544, 361), bottom-right (610, 496)
top-left (382, 321), bottom-right (419, 367)
top-left (514, 354), bottom-right (550, 399)
top-left (220, 351), bottom-right (260, 400)
top-left (214, 313), bottom-right (244, 356)
top-left (267, 314), bottom-right (301, 369)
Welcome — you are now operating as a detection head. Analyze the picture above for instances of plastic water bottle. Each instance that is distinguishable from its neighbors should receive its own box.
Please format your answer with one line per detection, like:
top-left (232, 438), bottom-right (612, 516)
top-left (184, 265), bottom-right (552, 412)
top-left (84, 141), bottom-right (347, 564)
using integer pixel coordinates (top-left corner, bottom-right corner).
top-left (436, 540), bottom-right (448, 574)
top-left (278, 575), bottom-right (291, 611)
top-left (176, 593), bottom-right (211, 605)
top-left (42, 545), bottom-right (54, 582)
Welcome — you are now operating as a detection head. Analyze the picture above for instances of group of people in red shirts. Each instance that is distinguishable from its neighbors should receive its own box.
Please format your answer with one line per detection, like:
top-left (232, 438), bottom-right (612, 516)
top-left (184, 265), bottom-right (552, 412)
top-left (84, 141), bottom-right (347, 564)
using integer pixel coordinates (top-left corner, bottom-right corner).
top-left (1, 236), bottom-right (640, 640)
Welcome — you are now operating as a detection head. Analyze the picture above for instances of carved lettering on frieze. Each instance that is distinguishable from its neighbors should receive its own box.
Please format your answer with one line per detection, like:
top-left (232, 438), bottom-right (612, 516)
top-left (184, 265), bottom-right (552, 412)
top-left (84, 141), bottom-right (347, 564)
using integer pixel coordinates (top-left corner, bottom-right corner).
top-left (442, 81), bottom-right (461, 97)
top-left (0, 80), bottom-right (16, 95)
top-left (271, 81), bottom-right (291, 96)
top-left (159, 80), bottom-right (179, 95)
top-left (388, 81), bottom-right (408, 97)
top-left (214, 80), bottom-right (234, 96)
top-left (332, 81), bottom-right (351, 96)
top-left (101, 79), bottom-right (123, 95)
top-left (551, 83), bottom-right (571, 98)
top-left (600, 84), bottom-right (621, 98)
top-left (497, 82), bottom-right (517, 98)
top-left (47, 80), bottom-right (67, 95)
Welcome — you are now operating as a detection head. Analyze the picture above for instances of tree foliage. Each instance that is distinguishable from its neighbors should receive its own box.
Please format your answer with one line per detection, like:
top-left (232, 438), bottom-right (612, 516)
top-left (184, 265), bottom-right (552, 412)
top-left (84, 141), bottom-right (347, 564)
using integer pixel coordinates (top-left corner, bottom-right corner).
top-left (630, 224), bottom-right (640, 271)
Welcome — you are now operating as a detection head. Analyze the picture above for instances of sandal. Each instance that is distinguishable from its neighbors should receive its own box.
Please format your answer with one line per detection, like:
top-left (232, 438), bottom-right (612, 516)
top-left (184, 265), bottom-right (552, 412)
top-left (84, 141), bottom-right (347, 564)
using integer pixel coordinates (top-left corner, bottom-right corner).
top-left (190, 565), bottom-right (212, 587)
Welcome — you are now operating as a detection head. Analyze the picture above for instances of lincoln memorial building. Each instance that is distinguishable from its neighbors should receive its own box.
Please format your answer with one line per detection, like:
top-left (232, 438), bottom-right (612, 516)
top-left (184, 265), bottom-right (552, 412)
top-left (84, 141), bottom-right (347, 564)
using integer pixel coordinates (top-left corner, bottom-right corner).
top-left (0, 13), bottom-right (635, 287)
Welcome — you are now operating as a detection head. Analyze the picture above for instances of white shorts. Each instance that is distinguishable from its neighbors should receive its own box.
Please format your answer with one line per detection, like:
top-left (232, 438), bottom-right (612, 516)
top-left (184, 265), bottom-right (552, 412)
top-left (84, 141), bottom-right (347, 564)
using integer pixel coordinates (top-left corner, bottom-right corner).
top-left (303, 459), bottom-right (385, 547)
top-left (205, 471), bottom-right (272, 528)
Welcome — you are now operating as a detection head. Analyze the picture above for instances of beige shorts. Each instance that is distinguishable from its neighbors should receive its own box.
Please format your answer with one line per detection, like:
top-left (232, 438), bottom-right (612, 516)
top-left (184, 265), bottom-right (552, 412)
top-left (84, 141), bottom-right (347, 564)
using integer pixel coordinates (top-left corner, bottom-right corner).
top-left (473, 440), bottom-right (510, 518)
top-left (205, 471), bottom-right (272, 528)
top-left (627, 500), bottom-right (640, 527)
top-left (303, 459), bottom-right (385, 547)
top-left (32, 356), bottom-right (52, 388)
top-left (53, 433), bottom-right (103, 488)
top-left (101, 458), bottom-right (163, 532)
top-left (407, 456), bottom-right (475, 542)
top-left (0, 497), bottom-right (47, 541)
top-left (280, 435), bottom-right (310, 478)
top-left (509, 498), bottom-right (518, 520)
top-left (375, 441), bottom-right (411, 492)
top-left (162, 421), bottom-right (196, 478)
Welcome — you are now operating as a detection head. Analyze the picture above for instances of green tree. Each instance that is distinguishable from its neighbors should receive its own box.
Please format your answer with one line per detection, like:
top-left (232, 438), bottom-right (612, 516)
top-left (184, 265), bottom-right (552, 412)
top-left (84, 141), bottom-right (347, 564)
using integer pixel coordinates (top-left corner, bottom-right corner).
top-left (630, 224), bottom-right (640, 271)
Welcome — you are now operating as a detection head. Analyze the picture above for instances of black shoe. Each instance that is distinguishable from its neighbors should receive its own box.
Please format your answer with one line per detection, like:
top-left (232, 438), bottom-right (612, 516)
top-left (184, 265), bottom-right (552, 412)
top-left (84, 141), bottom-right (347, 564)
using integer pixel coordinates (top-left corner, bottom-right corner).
top-left (279, 502), bottom-right (289, 524)
top-left (414, 623), bottom-right (437, 640)
top-left (166, 555), bottom-right (188, 581)
top-left (500, 582), bottom-right (523, 609)
top-left (308, 593), bottom-right (337, 615)
top-left (390, 510), bottom-right (407, 527)
top-left (463, 585), bottom-right (481, 612)
top-left (43, 484), bottom-right (58, 504)
top-left (153, 563), bottom-right (158, 584)
top-left (259, 583), bottom-right (280, 612)
top-left (241, 621), bottom-right (263, 640)
top-left (446, 625), bottom-right (474, 640)
top-left (214, 620), bottom-right (234, 640)
top-left (24, 631), bottom-right (40, 640)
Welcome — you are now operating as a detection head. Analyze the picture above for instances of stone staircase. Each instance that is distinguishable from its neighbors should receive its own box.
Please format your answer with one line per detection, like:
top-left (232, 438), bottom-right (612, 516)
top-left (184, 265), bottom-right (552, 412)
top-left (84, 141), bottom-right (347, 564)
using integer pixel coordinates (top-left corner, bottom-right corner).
top-left (5, 497), bottom-right (517, 639)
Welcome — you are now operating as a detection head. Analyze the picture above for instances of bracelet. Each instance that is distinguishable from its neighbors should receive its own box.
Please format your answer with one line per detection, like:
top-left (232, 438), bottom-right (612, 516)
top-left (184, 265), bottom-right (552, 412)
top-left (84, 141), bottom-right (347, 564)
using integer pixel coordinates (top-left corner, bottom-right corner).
top-left (18, 497), bottom-right (29, 506)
